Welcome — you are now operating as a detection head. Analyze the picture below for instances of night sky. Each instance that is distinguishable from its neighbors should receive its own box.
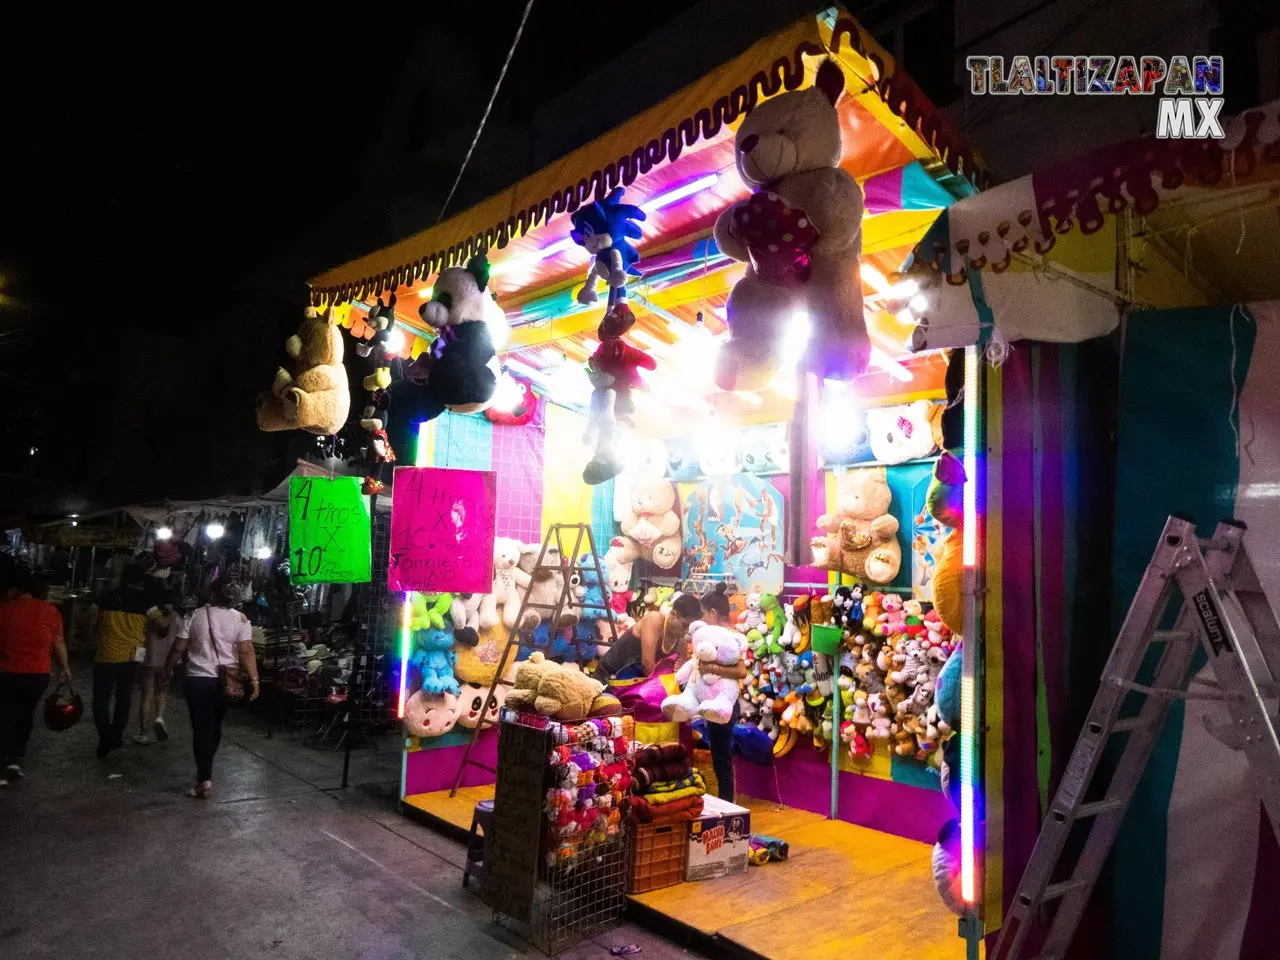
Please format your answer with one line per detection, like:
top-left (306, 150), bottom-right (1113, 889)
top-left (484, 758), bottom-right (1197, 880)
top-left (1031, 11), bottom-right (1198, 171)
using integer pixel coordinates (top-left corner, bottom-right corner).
top-left (0, 3), bottom-right (695, 519)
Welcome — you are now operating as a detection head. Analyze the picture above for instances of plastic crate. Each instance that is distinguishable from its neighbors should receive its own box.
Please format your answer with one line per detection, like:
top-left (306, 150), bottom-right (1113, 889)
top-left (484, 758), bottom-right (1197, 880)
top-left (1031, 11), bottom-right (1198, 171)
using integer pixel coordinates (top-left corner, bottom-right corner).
top-left (627, 821), bottom-right (688, 894)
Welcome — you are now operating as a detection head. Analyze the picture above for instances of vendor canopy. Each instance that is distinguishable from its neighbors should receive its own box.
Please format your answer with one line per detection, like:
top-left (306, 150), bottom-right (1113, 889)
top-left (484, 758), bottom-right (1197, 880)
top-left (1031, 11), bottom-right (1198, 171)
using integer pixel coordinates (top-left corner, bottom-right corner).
top-left (901, 99), bottom-right (1280, 354)
top-left (308, 5), bottom-right (981, 386)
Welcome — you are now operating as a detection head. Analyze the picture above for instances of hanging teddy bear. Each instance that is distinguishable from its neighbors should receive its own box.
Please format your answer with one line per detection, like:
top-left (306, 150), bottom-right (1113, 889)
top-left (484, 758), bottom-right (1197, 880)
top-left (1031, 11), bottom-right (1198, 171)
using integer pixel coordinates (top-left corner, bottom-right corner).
top-left (256, 307), bottom-right (351, 436)
top-left (712, 59), bottom-right (867, 391)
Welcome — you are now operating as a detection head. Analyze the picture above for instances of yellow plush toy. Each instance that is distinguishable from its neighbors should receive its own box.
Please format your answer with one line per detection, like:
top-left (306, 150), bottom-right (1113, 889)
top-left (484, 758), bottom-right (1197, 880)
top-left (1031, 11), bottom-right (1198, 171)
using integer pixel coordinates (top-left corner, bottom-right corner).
top-left (503, 651), bottom-right (605, 722)
top-left (925, 452), bottom-right (966, 635)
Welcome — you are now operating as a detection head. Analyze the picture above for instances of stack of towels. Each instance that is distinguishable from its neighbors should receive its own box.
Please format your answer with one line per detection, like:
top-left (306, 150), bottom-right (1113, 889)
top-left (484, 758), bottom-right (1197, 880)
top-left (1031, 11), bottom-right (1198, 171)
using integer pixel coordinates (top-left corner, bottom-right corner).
top-left (629, 742), bottom-right (707, 824)
top-left (504, 710), bottom-right (636, 866)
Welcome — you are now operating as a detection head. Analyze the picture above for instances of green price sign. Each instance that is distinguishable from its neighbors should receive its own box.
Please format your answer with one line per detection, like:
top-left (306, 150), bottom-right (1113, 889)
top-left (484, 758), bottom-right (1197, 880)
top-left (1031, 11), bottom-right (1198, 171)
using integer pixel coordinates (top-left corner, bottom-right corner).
top-left (288, 476), bottom-right (372, 584)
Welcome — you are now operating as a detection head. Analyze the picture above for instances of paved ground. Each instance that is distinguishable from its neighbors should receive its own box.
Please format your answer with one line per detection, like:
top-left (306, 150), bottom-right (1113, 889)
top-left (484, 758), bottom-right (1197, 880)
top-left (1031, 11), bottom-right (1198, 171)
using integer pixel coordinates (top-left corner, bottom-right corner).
top-left (0, 666), bottom-right (696, 960)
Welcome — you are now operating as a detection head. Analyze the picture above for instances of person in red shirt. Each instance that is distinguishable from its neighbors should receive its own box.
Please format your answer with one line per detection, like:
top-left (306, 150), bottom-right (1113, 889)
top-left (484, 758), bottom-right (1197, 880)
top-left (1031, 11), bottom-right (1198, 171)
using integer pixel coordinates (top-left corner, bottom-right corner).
top-left (0, 566), bottom-right (70, 784)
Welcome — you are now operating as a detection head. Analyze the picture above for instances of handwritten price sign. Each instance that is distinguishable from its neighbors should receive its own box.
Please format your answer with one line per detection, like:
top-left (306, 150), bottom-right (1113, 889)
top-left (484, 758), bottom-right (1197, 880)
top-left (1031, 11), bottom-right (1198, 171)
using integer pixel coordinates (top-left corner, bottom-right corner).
top-left (287, 477), bottom-right (372, 584)
top-left (388, 466), bottom-right (496, 594)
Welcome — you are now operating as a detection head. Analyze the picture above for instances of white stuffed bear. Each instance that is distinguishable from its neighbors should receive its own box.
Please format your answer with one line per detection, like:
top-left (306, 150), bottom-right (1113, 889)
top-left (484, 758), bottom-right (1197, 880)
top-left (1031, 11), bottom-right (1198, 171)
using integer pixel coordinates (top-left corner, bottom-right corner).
top-left (661, 621), bottom-right (745, 724)
top-left (478, 536), bottom-right (528, 630)
top-left (866, 399), bottom-right (942, 464)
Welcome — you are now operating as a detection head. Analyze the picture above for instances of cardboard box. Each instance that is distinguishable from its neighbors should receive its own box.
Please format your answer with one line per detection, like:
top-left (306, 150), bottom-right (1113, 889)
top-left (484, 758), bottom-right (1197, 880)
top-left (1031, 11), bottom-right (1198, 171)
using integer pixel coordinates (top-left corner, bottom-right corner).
top-left (686, 795), bottom-right (751, 881)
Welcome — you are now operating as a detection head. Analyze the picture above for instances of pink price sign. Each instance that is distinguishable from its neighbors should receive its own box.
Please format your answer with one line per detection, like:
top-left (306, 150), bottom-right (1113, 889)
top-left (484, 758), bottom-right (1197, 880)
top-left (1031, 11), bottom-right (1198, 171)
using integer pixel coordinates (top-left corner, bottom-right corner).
top-left (388, 466), bottom-right (497, 594)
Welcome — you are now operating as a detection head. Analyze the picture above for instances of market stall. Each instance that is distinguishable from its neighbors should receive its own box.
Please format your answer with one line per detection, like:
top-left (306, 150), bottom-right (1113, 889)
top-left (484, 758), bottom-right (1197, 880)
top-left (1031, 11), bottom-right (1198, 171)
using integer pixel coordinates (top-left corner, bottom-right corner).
top-left (299, 6), bottom-right (988, 959)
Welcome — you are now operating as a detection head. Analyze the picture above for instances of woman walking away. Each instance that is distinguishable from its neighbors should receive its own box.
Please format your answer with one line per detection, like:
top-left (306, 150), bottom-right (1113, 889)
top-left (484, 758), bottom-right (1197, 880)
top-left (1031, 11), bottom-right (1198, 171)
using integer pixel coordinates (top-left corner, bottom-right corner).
top-left (135, 592), bottom-right (181, 745)
top-left (164, 577), bottom-right (259, 798)
top-left (0, 568), bottom-right (71, 785)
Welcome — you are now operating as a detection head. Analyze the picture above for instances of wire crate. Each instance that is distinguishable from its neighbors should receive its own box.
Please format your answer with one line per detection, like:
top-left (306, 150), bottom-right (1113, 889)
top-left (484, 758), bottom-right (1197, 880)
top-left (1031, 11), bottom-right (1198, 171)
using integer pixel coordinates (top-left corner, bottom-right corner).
top-left (627, 820), bottom-right (688, 894)
top-left (495, 836), bottom-right (630, 955)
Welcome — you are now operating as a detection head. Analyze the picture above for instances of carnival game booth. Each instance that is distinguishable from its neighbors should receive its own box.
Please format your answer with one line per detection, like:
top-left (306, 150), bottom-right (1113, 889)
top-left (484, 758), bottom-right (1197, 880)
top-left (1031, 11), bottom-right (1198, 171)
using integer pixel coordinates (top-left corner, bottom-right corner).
top-left (895, 100), bottom-right (1280, 960)
top-left (305, 7), bottom-right (986, 959)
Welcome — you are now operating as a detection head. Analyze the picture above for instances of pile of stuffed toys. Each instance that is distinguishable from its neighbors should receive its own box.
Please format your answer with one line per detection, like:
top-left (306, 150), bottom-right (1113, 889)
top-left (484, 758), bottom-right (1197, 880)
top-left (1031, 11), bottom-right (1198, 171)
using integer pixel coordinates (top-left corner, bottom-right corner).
top-left (735, 585), bottom-right (957, 769)
top-left (402, 534), bottom-right (638, 740)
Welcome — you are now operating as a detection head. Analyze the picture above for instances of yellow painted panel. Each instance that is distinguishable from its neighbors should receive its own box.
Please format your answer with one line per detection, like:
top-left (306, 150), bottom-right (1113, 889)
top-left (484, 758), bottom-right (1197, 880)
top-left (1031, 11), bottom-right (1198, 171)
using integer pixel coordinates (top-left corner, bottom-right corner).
top-left (541, 404), bottom-right (593, 529)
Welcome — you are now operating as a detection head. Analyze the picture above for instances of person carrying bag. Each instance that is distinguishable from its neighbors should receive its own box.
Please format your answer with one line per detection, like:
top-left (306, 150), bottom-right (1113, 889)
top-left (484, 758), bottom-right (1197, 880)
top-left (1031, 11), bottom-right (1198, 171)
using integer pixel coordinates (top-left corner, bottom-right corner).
top-left (164, 577), bottom-right (259, 799)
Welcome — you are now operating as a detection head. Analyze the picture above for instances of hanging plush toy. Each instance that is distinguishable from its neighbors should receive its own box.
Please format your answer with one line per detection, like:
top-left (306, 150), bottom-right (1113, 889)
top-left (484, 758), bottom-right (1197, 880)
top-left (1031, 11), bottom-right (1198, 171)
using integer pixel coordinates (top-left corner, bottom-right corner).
top-left (570, 187), bottom-right (646, 316)
top-left (358, 293), bottom-right (396, 360)
top-left (385, 255), bottom-right (501, 451)
top-left (484, 376), bottom-right (538, 426)
top-left (582, 337), bottom-right (657, 486)
top-left (410, 626), bottom-right (460, 696)
top-left (711, 59), bottom-right (867, 390)
top-left (256, 307), bottom-right (351, 436)
top-left (361, 427), bottom-right (397, 495)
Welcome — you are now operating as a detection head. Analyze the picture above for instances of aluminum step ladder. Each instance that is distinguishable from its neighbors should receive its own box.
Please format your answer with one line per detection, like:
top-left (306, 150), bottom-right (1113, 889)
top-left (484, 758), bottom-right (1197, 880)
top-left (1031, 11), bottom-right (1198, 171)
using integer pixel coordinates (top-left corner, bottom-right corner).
top-left (991, 515), bottom-right (1280, 960)
top-left (449, 523), bottom-right (622, 797)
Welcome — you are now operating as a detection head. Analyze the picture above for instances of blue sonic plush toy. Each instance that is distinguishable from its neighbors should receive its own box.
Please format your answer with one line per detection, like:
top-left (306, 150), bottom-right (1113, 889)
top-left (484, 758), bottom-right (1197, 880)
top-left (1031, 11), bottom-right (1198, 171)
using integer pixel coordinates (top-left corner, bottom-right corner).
top-left (411, 627), bottom-right (460, 696)
top-left (570, 187), bottom-right (646, 314)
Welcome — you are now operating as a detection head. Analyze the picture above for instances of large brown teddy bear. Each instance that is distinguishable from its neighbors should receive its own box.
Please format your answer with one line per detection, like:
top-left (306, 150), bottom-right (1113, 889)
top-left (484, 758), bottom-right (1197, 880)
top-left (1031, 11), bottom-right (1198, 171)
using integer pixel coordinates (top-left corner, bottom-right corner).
top-left (256, 307), bottom-right (351, 436)
top-left (712, 59), bottom-right (867, 391)
top-left (505, 651), bottom-right (605, 722)
top-left (811, 467), bottom-right (901, 583)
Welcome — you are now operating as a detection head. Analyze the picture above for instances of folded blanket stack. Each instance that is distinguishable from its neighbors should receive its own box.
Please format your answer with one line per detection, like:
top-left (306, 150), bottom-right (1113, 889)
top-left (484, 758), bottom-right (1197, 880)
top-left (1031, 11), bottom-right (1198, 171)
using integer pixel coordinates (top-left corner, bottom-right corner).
top-left (500, 710), bottom-right (635, 867)
top-left (629, 741), bottom-right (706, 824)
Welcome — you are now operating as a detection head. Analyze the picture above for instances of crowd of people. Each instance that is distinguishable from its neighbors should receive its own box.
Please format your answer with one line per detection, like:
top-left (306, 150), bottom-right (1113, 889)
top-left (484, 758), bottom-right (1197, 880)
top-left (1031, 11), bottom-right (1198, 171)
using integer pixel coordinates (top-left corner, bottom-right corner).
top-left (0, 556), bottom-right (260, 798)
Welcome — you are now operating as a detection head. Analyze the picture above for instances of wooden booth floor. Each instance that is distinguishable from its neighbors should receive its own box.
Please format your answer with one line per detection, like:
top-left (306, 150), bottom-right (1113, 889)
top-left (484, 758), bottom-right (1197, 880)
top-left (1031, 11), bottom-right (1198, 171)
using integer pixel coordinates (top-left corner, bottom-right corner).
top-left (402, 788), bottom-right (959, 960)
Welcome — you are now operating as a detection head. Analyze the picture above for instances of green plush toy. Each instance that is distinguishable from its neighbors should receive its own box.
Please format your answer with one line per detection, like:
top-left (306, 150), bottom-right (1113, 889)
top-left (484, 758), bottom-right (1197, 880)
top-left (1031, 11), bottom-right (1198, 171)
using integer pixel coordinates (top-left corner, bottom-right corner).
top-left (410, 593), bottom-right (454, 632)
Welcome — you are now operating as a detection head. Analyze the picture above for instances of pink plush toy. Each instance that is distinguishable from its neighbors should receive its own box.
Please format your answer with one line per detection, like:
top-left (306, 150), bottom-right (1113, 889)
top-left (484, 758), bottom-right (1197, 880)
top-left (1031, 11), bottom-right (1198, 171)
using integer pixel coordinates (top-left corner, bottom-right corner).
top-left (661, 621), bottom-right (745, 724)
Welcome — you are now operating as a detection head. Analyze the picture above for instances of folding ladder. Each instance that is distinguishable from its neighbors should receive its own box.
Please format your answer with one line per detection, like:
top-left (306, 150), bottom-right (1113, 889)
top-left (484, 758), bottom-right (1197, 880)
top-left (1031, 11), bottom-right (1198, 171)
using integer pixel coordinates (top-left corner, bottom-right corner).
top-left (450, 523), bottom-right (622, 797)
top-left (992, 515), bottom-right (1280, 960)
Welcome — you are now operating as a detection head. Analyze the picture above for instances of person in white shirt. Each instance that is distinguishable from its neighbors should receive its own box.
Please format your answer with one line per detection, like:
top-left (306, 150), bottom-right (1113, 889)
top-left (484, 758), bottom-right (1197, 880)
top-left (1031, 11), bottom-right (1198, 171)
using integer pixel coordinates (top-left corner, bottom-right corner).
top-left (164, 578), bottom-right (259, 798)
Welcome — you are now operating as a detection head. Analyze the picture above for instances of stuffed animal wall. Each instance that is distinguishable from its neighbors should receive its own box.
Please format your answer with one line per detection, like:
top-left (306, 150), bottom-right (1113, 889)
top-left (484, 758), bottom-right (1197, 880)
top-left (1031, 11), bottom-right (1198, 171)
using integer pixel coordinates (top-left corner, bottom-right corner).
top-left (505, 651), bottom-right (605, 722)
top-left (256, 307), bottom-right (351, 436)
top-left (866, 400), bottom-right (943, 464)
top-left (711, 59), bottom-right (867, 391)
top-left (662, 621), bottom-right (744, 724)
top-left (926, 451), bottom-right (966, 635)
top-left (812, 467), bottom-right (901, 583)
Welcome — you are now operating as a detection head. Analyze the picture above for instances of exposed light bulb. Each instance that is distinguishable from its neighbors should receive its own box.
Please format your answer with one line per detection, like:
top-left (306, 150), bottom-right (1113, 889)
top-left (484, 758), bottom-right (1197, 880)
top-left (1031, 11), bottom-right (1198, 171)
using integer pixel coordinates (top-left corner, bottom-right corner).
top-left (491, 372), bottom-right (525, 413)
top-left (205, 523), bottom-right (225, 539)
top-left (256, 546), bottom-right (273, 560)
top-left (909, 294), bottom-right (929, 312)
top-left (155, 526), bottom-right (173, 541)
